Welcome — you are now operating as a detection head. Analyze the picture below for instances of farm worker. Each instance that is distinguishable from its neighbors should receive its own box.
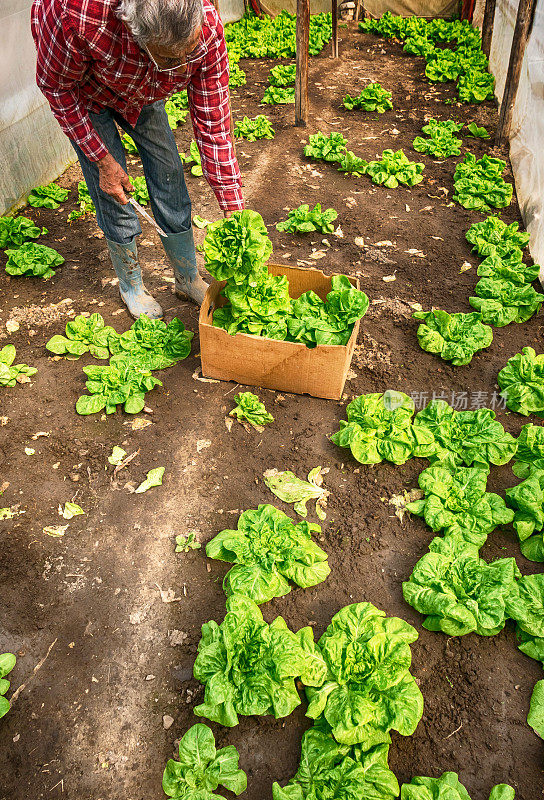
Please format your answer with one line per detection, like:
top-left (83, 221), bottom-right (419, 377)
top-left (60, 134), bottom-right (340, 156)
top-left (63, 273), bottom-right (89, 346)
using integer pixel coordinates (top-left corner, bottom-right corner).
top-left (31, 0), bottom-right (243, 319)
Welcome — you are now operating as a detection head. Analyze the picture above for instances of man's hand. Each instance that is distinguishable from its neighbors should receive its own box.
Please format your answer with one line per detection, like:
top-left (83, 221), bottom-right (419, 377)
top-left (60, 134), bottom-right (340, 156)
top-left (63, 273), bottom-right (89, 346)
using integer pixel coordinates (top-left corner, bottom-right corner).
top-left (223, 210), bottom-right (233, 218)
top-left (97, 153), bottom-right (133, 204)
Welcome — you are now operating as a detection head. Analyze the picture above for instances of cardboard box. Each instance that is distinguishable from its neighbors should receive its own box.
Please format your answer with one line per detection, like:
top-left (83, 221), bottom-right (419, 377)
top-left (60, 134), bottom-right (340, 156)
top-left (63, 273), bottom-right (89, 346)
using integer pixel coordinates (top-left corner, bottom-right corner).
top-left (198, 263), bottom-right (360, 400)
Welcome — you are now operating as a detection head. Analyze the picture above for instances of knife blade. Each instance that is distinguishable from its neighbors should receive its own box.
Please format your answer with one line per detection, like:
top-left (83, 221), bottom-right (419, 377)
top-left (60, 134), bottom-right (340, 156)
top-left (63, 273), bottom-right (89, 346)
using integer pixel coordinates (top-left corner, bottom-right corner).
top-left (128, 197), bottom-right (167, 238)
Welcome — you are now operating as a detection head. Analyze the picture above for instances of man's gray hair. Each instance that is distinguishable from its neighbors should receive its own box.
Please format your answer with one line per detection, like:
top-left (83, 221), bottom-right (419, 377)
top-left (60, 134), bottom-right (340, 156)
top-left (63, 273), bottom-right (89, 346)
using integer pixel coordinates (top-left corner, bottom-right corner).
top-left (116, 0), bottom-right (204, 48)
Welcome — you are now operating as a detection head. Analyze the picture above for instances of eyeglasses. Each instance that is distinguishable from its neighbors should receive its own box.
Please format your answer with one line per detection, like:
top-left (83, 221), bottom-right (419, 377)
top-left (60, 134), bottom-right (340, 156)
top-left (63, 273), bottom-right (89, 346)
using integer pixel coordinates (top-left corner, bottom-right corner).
top-left (144, 43), bottom-right (200, 73)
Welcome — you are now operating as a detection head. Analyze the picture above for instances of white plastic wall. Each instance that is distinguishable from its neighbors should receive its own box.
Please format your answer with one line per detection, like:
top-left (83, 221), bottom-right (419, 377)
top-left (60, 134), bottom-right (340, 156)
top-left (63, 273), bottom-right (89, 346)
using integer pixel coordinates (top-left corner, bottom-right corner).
top-left (486, 0), bottom-right (544, 277)
top-left (219, 0), bottom-right (245, 25)
top-left (0, 0), bottom-right (75, 214)
top-left (362, 1), bottom-right (460, 18)
top-left (261, 0), bottom-right (458, 14)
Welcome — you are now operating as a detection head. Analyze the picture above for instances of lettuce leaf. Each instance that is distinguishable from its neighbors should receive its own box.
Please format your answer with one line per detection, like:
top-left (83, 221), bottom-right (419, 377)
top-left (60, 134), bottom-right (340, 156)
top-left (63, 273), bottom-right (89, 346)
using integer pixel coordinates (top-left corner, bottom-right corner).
top-left (193, 594), bottom-right (325, 726)
top-left (457, 69), bottom-right (495, 103)
top-left (465, 216), bottom-right (530, 259)
top-left (505, 472), bottom-right (544, 561)
top-left (224, 10), bottom-right (331, 59)
top-left (412, 123), bottom-right (462, 158)
top-left (425, 48), bottom-right (461, 82)
top-left (261, 85), bottom-right (295, 104)
top-left (229, 63), bottom-right (247, 88)
top-left (206, 504), bottom-right (329, 604)
top-left (325, 274), bottom-right (369, 327)
top-left (413, 400), bottom-right (518, 467)
top-left (0, 216), bottom-right (47, 248)
top-left (276, 204), bottom-right (338, 234)
top-left (76, 359), bottom-right (162, 415)
top-left (234, 114), bottom-right (274, 141)
top-left (337, 151), bottom-right (368, 176)
top-left (469, 278), bottom-right (544, 326)
top-left (406, 457), bottom-right (514, 547)
top-left (413, 309), bottom-right (493, 366)
top-left (305, 602), bottom-right (423, 747)
top-left (527, 680), bottom-right (544, 739)
top-left (229, 392), bottom-right (274, 429)
top-left (506, 573), bottom-right (544, 639)
top-left (453, 153), bottom-right (512, 211)
top-left (400, 772), bottom-right (514, 800)
top-left (361, 149), bottom-right (424, 188)
top-left (498, 347), bottom-right (544, 416)
top-left (0, 653), bottom-right (16, 720)
top-left (272, 724), bottom-right (399, 800)
top-left (108, 314), bottom-right (193, 370)
top-left (5, 241), bottom-right (65, 279)
top-left (404, 36), bottom-right (437, 57)
top-left (0, 345), bottom-right (37, 387)
top-left (513, 424), bottom-right (544, 479)
top-left (121, 133), bottom-right (138, 153)
top-left (403, 536), bottom-right (520, 636)
top-left (204, 210), bottom-right (272, 285)
top-left (224, 271), bottom-right (292, 319)
top-left (162, 723), bottom-right (247, 799)
top-left (213, 305), bottom-right (289, 340)
top-left (467, 122), bottom-right (491, 138)
top-left (27, 182), bottom-right (69, 209)
top-left (331, 390), bottom-right (435, 465)
top-left (342, 83), bottom-right (393, 113)
top-left (476, 254), bottom-right (539, 285)
top-left (304, 132), bottom-right (348, 163)
top-left (67, 180), bottom-right (95, 222)
top-left (263, 466), bottom-right (329, 520)
top-left (269, 64), bottom-right (297, 87)
top-left (46, 313), bottom-right (117, 360)
top-left (164, 97), bottom-right (189, 128)
top-left (287, 276), bottom-right (368, 348)
top-left (517, 626), bottom-right (544, 665)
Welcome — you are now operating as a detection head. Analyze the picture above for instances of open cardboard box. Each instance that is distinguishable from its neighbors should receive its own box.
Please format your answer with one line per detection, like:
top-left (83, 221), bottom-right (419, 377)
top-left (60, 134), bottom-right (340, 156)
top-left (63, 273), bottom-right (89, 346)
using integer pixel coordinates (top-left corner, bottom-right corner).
top-left (198, 263), bottom-right (360, 401)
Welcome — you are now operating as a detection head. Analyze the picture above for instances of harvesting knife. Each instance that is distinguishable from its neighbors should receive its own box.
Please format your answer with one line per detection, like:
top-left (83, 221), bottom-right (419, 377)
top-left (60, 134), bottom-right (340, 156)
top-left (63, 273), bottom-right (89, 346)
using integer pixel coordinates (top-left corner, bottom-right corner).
top-left (128, 197), bottom-right (167, 238)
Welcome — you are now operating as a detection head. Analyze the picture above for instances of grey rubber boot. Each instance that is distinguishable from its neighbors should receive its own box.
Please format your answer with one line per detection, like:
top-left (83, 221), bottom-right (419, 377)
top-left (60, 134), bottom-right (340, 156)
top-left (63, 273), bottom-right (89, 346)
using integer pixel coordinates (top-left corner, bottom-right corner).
top-left (160, 228), bottom-right (209, 306)
top-left (106, 238), bottom-right (163, 320)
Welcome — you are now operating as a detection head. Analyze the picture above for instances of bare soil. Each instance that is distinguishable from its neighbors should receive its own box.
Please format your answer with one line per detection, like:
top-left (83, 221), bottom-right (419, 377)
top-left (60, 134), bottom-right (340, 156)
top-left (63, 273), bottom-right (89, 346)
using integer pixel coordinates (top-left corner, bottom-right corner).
top-left (0, 22), bottom-right (543, 800)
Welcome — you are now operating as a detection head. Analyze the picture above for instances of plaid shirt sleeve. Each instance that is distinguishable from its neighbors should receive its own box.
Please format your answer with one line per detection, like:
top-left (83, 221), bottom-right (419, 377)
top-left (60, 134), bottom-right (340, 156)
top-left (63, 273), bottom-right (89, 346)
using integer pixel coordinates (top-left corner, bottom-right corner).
top-left (188, 15), bottom-right (244, 212)
top-left (32, 5), bottom-right (109, 162)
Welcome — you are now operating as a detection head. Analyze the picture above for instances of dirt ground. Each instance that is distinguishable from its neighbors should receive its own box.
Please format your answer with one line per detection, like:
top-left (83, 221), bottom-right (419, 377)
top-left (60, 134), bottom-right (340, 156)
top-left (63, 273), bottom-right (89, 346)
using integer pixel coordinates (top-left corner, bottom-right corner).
top-left (1, 22), bottom-right (543, 800)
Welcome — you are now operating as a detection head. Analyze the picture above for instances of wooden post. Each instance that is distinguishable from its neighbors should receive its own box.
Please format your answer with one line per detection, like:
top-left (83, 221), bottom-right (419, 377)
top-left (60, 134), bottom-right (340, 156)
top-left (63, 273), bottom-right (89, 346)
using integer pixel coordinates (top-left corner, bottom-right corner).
top-left (496, 0), bottom-right (537, 144)
top-left (295, 0), bottom-right (310, 126)
top-left (481, 0), bottom-right (497, 58)
top-left (332, 0), bottom-right (339, 58)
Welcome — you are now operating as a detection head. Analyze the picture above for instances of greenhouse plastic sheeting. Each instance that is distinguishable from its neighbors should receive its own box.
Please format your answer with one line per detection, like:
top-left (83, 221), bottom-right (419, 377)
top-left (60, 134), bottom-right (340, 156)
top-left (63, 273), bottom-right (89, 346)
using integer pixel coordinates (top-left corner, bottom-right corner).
top-left (258, 0), bottom-right (330, 13)
top-left (486, 0), bottom-right (544, 278)
top-left (0, 0), bottom-right (74, 214)
top-left (219, 0), bottom-right (245, 24)
top-left (362, 1), bottom-right (460, 18)
top-left (260, 0), bottom-right (458, 16)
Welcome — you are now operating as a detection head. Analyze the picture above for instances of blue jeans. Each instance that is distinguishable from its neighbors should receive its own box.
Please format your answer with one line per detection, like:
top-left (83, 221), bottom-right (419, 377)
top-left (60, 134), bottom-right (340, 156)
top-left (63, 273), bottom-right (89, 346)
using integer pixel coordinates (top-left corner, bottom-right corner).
top-left (70, 100), bottom-right (192, 245)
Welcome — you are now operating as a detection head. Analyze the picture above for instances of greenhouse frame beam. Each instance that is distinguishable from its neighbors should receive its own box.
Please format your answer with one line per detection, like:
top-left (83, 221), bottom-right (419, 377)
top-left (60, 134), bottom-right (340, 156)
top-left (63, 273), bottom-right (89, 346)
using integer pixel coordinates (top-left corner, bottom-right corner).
top-left (332, 0), bottom-right (339, 57)
top-left (496, 0), bottom-right (538, 144)
top-left (295, 0), bottom-right (310, 126)
top-left (481, 0), bottom-right (497, 58)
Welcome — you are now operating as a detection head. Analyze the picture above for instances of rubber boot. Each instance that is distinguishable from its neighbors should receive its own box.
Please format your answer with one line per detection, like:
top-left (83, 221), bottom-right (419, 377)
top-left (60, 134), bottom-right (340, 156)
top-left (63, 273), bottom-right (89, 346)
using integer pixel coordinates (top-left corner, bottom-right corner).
top-left (160, 228), bottom-right (209, 306)
top-left (106, 238), bottom-right (163, 320)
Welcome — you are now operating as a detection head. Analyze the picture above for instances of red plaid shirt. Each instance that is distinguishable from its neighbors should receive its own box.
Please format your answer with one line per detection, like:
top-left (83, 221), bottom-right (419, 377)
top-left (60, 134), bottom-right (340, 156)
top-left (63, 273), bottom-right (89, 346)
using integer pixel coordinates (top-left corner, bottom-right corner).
top-left (31, 0), bottom-right (243, 211)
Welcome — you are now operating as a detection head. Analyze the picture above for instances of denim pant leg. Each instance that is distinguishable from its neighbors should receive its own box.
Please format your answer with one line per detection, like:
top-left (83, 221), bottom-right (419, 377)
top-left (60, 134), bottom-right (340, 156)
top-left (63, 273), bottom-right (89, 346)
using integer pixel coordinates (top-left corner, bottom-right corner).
top-left (114, 101), bottom-right (192, 236)
top-left (70, 108), bottom-right (141, 245)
